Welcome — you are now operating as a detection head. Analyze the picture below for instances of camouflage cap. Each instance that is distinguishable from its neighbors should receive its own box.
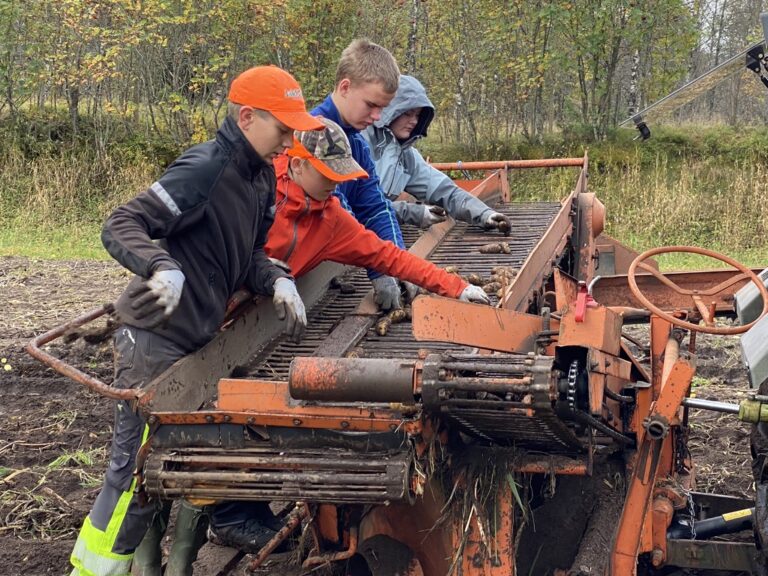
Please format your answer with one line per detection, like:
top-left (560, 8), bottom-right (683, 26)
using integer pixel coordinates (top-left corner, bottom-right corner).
top-left (287, 117), bottom-right (368, 183)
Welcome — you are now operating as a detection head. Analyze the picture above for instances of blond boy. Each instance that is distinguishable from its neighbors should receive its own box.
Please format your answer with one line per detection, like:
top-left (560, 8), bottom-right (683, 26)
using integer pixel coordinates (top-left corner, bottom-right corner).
top-left (311, 39), bottom-right (411, 311)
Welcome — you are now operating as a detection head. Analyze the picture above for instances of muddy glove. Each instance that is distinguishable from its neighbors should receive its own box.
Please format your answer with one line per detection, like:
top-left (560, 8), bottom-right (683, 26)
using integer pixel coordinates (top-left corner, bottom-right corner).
top-left (459, 284), bottom-right (491, 305)
top-left (484, 211), bottom-right (511, 236)
top-left (272, 277), bottom-right (307, 343)
top-left (418, 205), bottom-right (447, 229)
top-left (130, 268), bottom-right (185, 325)
top-left (372, 276), bottom-right (403, 311)
top-left (402, 281), bottom-right (420, 304)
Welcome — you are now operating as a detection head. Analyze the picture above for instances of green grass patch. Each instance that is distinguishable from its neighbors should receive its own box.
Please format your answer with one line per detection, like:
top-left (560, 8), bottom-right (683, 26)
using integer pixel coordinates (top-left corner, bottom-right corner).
top-left (0, 218), bottom-right (107, 260)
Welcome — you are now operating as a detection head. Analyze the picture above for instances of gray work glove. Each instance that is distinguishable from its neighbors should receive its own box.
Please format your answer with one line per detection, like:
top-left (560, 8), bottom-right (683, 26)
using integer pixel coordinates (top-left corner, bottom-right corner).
top-left (402, 281), bottom-right (420, 303)
top-left (459, 285), bottom-right (491, 305)
top-left (272, 277), bottom-right (307, 343)
top-left (484, 211), bottom-right (511, 236)
top-left (372, 276), bottom-right (403, 311)
top-left (130, 268), bottom-right (185, 326)
top-left (418, 205), bottom-right (447, 229)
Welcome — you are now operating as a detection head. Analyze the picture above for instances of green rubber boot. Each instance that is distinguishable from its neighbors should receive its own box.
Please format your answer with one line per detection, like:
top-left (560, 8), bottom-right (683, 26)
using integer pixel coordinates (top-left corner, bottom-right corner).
top-left (131, 502), bottom-right (171, 576)
top-left (164, 501), bottom-right (209, 576)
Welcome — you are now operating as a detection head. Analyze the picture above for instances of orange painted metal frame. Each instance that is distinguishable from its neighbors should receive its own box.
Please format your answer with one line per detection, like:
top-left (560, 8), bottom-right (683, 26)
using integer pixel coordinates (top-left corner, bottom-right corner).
top-left (501, 153), bottom-right (589, 312)
top-left (149, 379), bottom-right (409, 433)
top-left (610, 326), bottom-right (696, 576)
top-left (411, 296), bottom-right (554, 354)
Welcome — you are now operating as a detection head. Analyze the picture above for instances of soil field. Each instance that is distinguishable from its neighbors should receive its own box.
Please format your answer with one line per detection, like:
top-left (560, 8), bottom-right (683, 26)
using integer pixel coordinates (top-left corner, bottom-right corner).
top-left (0, 256), bottom-right (760, 575)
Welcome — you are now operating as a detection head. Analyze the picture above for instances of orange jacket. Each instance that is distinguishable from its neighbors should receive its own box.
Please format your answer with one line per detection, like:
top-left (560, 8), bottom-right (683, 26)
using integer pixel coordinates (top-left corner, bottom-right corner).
top-left (265, 155), bottom-right (467, 298)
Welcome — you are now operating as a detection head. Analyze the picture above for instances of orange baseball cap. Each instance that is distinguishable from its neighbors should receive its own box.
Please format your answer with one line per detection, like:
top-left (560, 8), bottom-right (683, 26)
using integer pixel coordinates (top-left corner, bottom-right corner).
top-left (228, 66), bottom-right (324, 131)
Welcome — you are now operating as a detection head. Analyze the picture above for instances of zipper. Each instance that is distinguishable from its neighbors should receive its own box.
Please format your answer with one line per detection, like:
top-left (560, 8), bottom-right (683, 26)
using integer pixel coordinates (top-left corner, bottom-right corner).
top-left (284, 194), bottom-right (311, 262)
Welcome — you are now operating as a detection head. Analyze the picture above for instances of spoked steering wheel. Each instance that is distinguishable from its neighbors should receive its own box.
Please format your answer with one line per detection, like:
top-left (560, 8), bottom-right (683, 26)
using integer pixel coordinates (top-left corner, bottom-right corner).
top-left (627, 246), bottom-right (768, 335)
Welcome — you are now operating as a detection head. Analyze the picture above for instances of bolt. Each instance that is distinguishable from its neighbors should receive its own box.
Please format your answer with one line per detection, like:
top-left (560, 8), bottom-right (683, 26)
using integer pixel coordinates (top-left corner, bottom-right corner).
top-left (205, 415), bottom-right (214, 423)
top-left (340, 421), bottom-right (349, 429)
top-left (472, 553), bottom-right (483, 567)
top-left (293, 418), bottom-right (302, 426)
top-left (246, 417), bottom-right (255, 425)
top-left (389, 424), bottom-right (397, 431)
top-left (223, 415), bottom-right (231, 422)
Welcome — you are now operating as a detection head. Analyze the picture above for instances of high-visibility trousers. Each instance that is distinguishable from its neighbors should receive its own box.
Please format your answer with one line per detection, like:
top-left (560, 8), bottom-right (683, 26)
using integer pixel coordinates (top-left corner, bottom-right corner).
top-left (70, 326), bottom-right (187, 576)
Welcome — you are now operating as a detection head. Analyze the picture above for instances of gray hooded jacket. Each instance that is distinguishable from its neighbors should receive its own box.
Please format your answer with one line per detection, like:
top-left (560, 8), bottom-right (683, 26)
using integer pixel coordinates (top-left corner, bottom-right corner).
top-left (362, 75), bottom-right (493, 227)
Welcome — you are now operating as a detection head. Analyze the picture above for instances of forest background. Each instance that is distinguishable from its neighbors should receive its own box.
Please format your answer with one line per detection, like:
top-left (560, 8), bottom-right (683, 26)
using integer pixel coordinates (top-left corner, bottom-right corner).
top-left (2, 0), bottom-right (768, 268)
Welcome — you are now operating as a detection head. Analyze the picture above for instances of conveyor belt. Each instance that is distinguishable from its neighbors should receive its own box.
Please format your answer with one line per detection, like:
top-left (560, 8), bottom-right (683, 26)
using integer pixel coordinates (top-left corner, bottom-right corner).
top-left (250, 201), bottom-right (561, 380)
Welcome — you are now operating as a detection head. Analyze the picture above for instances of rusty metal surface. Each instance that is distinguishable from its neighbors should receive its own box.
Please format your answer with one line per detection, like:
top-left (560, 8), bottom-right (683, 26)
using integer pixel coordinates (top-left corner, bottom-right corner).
top-left (143, 446), bottom-right (414, 504)
top-left (249, 201), bottom-right (561, 381)
top-left (289, 357), bottom-right (416, 403)
top-left (421, 353), bottom-right (586, 452)
top-left (430, 158), bottom-right (585, 170)
top-left (24, 304), bottom-right (135, 400)
top-left (501, 198), bottom-right (574, 312)
top-left (136, 261), bottom-right (347, 414)
top-left (411, 297), bottom-right (546, 353)
top-left (593, 268), bottom-right (765, 310)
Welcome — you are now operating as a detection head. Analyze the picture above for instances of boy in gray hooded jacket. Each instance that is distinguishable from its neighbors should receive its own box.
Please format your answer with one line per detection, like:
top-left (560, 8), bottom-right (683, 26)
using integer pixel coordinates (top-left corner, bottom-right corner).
top-left (363, 74), bottom-right (511, 232)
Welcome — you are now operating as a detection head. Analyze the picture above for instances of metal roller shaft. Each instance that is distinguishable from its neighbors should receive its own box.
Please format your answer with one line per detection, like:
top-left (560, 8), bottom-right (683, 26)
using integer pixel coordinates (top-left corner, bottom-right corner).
top-left (289, 357), bottom-right (417, 403)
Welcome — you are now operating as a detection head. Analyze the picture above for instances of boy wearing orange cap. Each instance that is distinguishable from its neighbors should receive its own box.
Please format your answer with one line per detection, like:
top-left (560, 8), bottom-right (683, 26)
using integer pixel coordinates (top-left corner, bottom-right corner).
top-left (69, 66), bottom-right (322, 576)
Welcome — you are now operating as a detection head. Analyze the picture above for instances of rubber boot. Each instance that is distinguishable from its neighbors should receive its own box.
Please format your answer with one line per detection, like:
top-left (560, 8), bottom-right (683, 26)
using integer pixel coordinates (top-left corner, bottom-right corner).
top-left (164, 501), bottom-right (209, 576)
top-left (131, 502), bottom-right (172, 576)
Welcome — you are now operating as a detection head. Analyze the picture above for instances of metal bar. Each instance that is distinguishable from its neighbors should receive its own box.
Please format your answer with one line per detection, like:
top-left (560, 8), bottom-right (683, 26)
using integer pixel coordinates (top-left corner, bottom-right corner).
top-left (681, 397), bottom-right (740, 414)
top-left (303, 524), bottom-right (359, 568)
top-left (155, 471), bottom-right (394, 485)
top-left (247, 504), bottom-right (309, 571)
top-left (592, 268), bottom-right (764, 310)
top-left (24, 304), bottom-right (136, 401)
top-left (430, 158), bottom-right (584, 170)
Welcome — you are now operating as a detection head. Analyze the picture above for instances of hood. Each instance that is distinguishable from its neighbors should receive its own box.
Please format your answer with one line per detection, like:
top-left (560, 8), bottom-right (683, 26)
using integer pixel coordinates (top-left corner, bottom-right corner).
top-left (274, 155), bottom-right (330, 217)
top-left (375, 75), bottom-right (435, 141)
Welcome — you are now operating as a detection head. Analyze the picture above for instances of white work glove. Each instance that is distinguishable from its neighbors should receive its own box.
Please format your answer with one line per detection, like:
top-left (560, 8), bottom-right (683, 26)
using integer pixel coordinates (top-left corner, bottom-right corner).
top-left (272, 277), bottom-right (307, 343)
top-left (459, 284), bottom-right (491, 305)
top-left (484, 211), bottom-right (511, 235)
top-left (372, 276), bottom-right (403, 311)
top-left (130, 268), bottom-right (185, 326)
top-left (418, 205), bottom-right (447, 229)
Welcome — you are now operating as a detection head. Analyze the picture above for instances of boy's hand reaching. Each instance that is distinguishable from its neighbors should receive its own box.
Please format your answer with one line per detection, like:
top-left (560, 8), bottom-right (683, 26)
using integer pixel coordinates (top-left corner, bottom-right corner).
top-left (372, 276), bottom-right (403, 311)
top-left (459, 285), bottom-right (490, 305)
top-left (484, 212), bottom-right (511, 235)
top-left (272, 278), bottom-right (307, 343)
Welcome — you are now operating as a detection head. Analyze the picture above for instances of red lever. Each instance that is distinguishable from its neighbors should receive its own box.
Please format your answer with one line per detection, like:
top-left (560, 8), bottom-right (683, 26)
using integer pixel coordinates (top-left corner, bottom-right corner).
top-left (575, 282), bottom-right (598, 322)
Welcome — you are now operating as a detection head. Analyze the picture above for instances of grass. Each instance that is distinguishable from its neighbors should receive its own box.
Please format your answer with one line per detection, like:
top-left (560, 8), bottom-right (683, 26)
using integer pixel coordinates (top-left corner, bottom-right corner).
top-left (2, 110), bottom-right (768, 267)
top-left (0, 218), bottom-right (108, 260)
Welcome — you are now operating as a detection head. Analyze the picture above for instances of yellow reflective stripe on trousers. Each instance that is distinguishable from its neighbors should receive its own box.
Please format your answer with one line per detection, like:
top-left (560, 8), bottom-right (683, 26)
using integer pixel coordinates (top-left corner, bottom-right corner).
top-left (70, 425), bottom-right (149, 576)
top-left (70, 516), bottom-right (132, 576)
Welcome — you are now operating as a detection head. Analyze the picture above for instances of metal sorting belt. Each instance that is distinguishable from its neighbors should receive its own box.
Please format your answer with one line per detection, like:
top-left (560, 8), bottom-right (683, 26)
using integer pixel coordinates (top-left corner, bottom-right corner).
top-left (249, 201), bottom-right (562, 381)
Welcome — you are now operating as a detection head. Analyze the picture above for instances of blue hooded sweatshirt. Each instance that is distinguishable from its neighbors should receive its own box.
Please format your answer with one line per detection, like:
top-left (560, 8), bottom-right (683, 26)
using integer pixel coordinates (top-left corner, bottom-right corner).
top-left (312, 95), bottom-right (405, 279)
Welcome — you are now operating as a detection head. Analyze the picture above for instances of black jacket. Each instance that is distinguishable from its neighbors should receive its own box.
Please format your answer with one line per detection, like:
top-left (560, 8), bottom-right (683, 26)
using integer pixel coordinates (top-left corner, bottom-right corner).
top-left (103, 116), bottom-right (287, 351)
